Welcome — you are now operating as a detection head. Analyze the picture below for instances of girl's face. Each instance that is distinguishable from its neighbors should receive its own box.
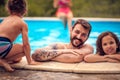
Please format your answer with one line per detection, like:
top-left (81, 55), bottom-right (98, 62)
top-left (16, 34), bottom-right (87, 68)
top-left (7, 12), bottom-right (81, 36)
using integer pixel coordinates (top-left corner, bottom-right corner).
top-left (102, 35), bottom-right (118, 55)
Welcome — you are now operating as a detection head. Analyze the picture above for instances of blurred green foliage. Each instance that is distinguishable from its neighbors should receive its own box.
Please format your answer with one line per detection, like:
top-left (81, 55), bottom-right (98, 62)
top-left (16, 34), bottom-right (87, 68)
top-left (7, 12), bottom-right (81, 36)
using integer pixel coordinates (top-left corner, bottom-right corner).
top-left (0, 0), bottom-right (120, 17)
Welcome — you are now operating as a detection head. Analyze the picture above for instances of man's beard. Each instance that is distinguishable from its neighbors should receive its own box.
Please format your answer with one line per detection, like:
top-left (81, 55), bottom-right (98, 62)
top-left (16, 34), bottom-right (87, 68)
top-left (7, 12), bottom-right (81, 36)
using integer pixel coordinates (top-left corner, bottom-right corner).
top-left (71, 37), bottom-right (84, 48)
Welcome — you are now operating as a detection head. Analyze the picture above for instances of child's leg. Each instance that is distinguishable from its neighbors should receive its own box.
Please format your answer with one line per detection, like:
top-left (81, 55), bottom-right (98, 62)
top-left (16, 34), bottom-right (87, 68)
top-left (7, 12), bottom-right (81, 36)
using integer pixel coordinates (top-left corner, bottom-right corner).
top-left (0, 59), bottom-right (14, 72)
top-left (67, 11), bottom-right (73, 34)
top-left (57, 12), bottom-right (68, 29)
top-left (5, 44), bottom-right (24, 64)
top-left (6, 54), bottom-right (23, 64)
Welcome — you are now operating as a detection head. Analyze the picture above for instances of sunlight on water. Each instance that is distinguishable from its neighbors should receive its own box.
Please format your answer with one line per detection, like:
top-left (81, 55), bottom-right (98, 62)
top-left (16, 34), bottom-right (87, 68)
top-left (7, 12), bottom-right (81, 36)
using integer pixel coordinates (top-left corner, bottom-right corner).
top-left (9, 20), bottom-right (120, 53)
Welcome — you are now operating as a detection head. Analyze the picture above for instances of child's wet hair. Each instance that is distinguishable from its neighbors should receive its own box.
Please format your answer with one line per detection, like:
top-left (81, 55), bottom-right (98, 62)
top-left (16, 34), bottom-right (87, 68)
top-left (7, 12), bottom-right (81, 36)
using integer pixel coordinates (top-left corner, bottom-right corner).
top-left (7, 0), bottom-right (27, 16)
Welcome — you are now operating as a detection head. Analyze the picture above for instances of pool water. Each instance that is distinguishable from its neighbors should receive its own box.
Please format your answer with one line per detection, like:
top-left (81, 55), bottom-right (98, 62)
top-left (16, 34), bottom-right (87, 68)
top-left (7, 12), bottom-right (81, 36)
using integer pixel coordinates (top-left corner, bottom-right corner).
top-left (1, 19), bottom-right (120, 53)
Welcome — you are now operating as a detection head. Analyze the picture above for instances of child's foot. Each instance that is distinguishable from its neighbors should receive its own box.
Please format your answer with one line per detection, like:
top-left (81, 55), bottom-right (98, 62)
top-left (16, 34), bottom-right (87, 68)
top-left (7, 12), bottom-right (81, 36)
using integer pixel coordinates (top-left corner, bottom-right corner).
top-left (0, 59), bottom-right (14, 72)
top-left (3, 62), bottom-right (14, 72)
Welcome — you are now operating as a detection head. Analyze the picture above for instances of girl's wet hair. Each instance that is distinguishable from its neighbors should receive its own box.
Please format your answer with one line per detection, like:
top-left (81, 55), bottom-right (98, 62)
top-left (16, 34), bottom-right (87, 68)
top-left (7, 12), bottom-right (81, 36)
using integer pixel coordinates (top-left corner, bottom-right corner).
top-left (7, 0), bottom-right (27, 16)
top-left (72, 19), bottom-right (92, 37)
top-left (96, 31), bottom-right (120, 55)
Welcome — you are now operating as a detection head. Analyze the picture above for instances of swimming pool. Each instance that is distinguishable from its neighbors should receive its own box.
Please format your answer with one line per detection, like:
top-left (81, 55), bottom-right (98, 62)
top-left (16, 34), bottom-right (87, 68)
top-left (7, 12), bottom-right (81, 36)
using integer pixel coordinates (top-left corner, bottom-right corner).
top-left (0, 18), bottom-right (120, 53)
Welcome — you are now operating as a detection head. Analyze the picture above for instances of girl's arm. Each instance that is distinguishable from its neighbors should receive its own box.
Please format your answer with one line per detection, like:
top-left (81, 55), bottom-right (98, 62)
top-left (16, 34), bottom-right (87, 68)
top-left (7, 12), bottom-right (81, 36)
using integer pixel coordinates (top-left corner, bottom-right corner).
top-left (84, 54), bottom-right (107, 63)
top-left (84, 53), bottom-right (120, 63)
top-left (105, 54), bottom-right (120, 62)
top-left (53, 0), bottom-right (58, 8)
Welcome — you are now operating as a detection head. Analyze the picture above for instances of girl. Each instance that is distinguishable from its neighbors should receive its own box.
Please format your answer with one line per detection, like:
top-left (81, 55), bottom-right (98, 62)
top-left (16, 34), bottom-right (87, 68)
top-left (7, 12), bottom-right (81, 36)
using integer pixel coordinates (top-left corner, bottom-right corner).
top-left (84, 31), bottom-right (120, 63)
top-left (53, 0), bottom-right (73, 33)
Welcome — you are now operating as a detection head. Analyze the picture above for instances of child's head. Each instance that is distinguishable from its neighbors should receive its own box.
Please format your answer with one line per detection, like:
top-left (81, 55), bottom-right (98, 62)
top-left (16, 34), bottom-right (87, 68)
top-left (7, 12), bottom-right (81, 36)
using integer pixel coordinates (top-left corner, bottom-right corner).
top-left (96, 31), bottom-right (120, 55)
top-left (6, 0), bottom-right (27, 16)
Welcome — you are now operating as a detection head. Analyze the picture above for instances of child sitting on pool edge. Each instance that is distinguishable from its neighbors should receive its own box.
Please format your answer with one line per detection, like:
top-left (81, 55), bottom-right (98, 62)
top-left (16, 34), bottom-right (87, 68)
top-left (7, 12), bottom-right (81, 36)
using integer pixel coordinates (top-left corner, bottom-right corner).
top-left (84, 31), bottom-right (120, 63)
top-left (0, 0), bottom-right (38, 72)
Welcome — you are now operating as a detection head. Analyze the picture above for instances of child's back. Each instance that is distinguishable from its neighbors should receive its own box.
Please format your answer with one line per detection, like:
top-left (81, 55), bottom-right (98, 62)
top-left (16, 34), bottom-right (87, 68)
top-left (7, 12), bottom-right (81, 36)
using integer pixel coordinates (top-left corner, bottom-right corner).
top-left (0, 15), bottom-right (27, 42)
top-left (0, 0), bottom-right (37, 72)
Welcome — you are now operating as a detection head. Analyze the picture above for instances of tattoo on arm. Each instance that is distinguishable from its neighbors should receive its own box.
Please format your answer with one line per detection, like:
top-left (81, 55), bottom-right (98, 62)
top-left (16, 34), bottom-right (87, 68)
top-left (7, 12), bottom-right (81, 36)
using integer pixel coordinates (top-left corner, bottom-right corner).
top-left (35, 49), bottom-right (60, 61)
top-left (51, 44), bottom-right (57, 49)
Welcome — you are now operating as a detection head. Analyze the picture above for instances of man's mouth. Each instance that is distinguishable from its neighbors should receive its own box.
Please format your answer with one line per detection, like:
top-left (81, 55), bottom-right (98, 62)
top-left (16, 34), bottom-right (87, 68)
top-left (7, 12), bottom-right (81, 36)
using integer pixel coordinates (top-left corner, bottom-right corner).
top-left (74, 39), bottom-right (81, 45)
top-left (72, 38), bottom-right (83, 47)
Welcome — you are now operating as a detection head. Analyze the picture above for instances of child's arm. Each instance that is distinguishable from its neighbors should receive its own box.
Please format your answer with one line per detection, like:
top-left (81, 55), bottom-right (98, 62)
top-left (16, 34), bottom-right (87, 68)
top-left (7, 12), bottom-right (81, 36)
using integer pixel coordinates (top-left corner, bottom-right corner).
top-left (53, 0), bottom-right (58, 8)
top-left (68, 0), bottom-right (72, 7)
top-left (21, 23), bottom-right (39, 65)
top-left (21, 23), bottom-right (31, 64)
top-left (84, 54), bottom-right (108, 63)
top-left (105, 54), bottom-right (120, 62)
top-left (84, 53), bottom-right (120, 63)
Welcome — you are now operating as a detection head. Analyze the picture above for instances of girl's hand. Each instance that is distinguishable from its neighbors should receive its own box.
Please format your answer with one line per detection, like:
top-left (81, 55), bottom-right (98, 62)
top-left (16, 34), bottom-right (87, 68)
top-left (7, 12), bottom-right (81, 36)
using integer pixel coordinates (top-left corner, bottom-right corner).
top-left (107, 58), bottom-right (119, 63)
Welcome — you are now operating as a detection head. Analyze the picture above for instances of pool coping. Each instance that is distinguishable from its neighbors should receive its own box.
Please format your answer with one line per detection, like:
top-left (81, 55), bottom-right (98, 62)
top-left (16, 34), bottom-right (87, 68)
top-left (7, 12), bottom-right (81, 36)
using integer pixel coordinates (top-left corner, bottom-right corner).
top-left (0, 17), bottom-right (120, 21)
top-left (10, 57), bottom-right (120, 74)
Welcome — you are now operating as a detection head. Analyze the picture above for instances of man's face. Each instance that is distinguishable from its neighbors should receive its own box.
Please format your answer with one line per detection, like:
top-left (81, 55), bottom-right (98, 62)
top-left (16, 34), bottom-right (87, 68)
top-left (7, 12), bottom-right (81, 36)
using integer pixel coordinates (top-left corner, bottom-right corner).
top-left (71, 24), bottom-right (89, 48)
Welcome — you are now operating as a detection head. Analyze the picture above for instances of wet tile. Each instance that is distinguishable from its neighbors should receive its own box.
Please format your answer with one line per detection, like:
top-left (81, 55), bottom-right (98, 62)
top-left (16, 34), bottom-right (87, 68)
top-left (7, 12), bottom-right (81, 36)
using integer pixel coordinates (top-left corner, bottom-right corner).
top-left (73, 62), bottom-right (120, 73)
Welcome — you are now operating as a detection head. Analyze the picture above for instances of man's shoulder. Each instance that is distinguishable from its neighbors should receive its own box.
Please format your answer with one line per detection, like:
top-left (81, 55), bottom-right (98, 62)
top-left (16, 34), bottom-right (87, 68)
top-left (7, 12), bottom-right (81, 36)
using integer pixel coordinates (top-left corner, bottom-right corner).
top-left (84, 43), bottom-right (93, 47)
top-left (52, 42), bottom-right (68, 45)
top-left (49, 42), bottom-right (69, 49)
top-left (82, 43), bottom-right (93, 49)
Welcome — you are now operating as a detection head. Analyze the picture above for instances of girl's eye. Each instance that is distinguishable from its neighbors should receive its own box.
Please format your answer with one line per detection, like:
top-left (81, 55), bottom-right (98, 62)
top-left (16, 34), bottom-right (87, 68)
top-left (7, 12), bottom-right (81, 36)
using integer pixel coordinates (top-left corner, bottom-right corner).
top-left (103, 43), bottom-right (107, 46)
top-left (110, 41), bottom-right (114, 45)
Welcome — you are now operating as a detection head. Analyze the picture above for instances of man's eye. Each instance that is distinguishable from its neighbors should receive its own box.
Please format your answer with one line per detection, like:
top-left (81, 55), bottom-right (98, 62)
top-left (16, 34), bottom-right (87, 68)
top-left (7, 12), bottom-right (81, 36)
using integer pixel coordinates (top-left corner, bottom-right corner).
top-left (82, 34), bottom-right (87, 37)
top-left (75, 30), bottom-right (79, 34)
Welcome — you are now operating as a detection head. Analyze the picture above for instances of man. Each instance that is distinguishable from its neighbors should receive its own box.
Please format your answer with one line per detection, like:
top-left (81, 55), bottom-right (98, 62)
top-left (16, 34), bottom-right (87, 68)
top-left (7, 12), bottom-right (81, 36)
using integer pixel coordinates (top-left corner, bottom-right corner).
top-left (32, 19), bottom-right (93, 63)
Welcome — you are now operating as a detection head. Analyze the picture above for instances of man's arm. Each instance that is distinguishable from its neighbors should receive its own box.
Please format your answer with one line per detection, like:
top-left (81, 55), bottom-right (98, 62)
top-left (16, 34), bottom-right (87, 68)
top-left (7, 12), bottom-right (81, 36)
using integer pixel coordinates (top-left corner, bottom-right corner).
top-left (32, 49), bottom-right (80, 62)
top-left (32, 43), bottom-right (83, 63)
top-left (32, 43), bottom-right (64, 61)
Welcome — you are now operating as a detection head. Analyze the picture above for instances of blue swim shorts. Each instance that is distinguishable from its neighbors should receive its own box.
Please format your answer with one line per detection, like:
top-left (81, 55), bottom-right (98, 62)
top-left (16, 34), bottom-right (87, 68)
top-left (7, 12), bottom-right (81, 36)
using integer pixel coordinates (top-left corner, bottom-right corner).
top-left (0, 37), bottom-right (13, 59)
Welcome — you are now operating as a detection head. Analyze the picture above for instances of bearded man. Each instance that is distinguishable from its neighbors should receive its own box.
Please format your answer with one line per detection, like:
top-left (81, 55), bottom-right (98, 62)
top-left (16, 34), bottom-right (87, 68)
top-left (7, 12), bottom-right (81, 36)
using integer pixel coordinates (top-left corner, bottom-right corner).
top-left (32, 19), bottom-right (93, 63)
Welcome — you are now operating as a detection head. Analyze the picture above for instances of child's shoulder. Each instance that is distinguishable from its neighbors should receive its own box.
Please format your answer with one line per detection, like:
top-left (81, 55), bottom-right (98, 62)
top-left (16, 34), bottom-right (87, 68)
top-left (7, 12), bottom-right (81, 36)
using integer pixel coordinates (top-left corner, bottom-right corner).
top-left (10, 15), bottom-right (26, 24)
top-left (4, 15), bottom-right (27, 28)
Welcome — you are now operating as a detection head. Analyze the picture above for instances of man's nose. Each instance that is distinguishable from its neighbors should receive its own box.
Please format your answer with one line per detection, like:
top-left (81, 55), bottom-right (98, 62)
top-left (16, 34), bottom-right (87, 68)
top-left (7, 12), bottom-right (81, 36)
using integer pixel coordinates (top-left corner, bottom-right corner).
top-left (77, 34), bottom-right (82, 39)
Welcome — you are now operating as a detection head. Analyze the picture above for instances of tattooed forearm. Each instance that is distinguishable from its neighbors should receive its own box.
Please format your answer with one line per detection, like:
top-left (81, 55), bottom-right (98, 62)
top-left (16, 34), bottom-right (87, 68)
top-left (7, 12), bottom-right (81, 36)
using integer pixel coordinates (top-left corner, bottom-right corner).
top-left (35, 49), bottom-right (61, 61)
top-left (51, 44), bottom-right (57, 49)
